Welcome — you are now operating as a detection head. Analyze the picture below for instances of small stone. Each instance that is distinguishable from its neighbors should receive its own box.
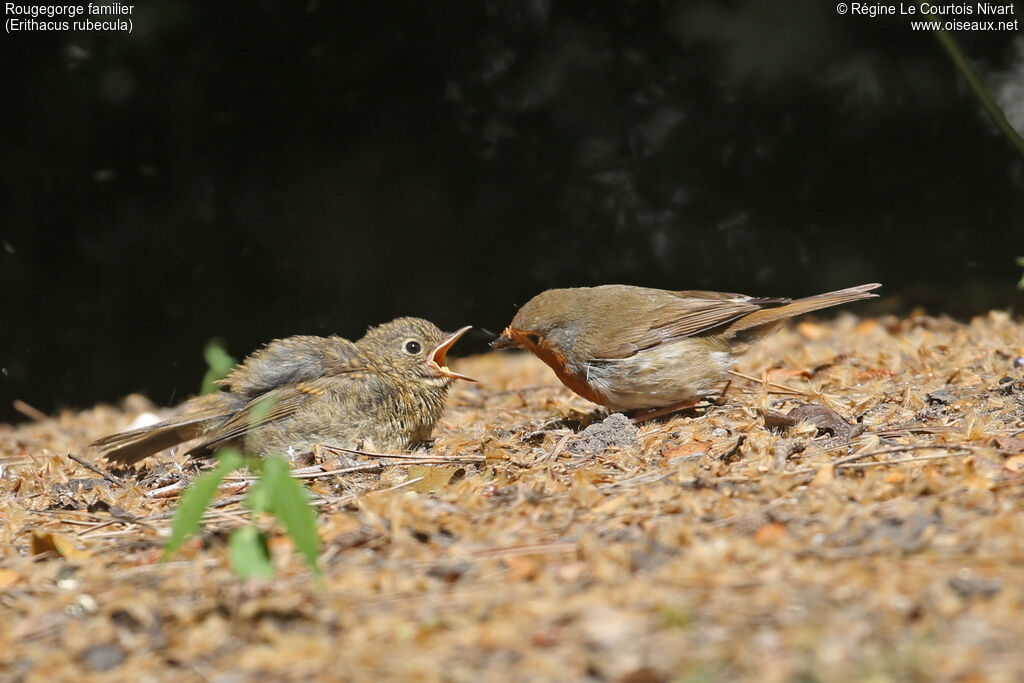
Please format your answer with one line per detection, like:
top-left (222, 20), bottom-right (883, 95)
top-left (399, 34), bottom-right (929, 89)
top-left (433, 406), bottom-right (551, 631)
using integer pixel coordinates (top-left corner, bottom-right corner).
top-left (948, 572), bottom-right (1002, 598)
top-left (926, 389), bottom-right (956, 405)
top-left (81, 644), bottom-right (125, 672)
top-left (426, 561), bottom-right (473, 583)
top-left (569, 413), bottom-right (639, 454)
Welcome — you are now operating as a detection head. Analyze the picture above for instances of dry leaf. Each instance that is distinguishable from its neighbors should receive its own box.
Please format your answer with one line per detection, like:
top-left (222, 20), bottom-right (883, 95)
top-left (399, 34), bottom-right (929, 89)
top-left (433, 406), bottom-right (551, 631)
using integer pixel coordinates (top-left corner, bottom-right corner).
top-left (570, 471), bottom-right (603, 507)
top-left (1004, 455), bottom-right (1024, 473)
top-left (855, 369), bottom-right (897, 381)
top-left (0, 569), bottom-right (22, 588)
top-left (30, 531), bottom-right (90, 561)
top-left (763, 404), bottom-right (860, 439)
top-left (796, 321), bottom-right (828, 340)
top-left (812, 464), bottom-right (835, 486)
top-left (765, 368), bottom-right (812, 383)
top-left (505, 556), bottom-right (540, 581)
top-left (855, 318), bottom-right (880, 336)
top-left (591, 494), bottom-right (629, 516)
top-left (754, 523), bottom-right (787, 545)
top-left (407, 465), bottom-right (462, 493)
top-left (5, 309), bottom-right (1024, 680)
top-left (994, 436), bottom-right (1024, 453)
top-left (662, 441), bottom-right (711, 458)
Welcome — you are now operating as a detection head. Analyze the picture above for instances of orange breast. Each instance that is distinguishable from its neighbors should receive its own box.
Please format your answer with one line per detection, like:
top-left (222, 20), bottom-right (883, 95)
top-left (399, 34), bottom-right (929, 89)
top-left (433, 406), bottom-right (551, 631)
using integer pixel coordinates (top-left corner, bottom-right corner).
top-left (509, 331), bottom-right (608, 406)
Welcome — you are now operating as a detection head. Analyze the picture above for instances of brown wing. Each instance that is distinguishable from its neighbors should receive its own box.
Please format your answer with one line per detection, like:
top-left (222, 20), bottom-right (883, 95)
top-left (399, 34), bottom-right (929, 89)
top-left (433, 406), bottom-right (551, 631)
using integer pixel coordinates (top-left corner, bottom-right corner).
top-left (220, 335), bottom-right (362, 399)
top-left (186, 376), bottom-right (341, 456)
top-left (93, 408), bottom-right (232, 466)
top-left (591, 291), bottom-right (790, 359)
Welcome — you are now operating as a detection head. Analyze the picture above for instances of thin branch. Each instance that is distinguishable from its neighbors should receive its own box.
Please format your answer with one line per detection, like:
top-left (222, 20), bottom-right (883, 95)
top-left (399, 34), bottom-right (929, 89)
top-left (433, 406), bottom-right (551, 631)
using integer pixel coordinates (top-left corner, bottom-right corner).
top-left (787, 443), bottom-right (973, 476)
top-left (837, 451), bottom-right (973, 470)
top-left (922, 3), bottom-right (1024, 157)
top-left (315, 444), bottom-right (485, 464)
top-left (728, 370), bottom-right (808, 395)
top-left (13, 399), bottom-right (48, 422)
top-left (471, 542), bottom-right (579, 559)
top-left (67, 453), bottom-right (125, 488)
top-left (538, 434), bottom-right (572, 464)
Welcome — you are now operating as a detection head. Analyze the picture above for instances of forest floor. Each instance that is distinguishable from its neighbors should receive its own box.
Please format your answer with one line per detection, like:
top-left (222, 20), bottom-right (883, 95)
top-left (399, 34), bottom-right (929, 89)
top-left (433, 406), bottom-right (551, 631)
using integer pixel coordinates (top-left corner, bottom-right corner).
top-left (3, 312), bottom-right (1024, 682)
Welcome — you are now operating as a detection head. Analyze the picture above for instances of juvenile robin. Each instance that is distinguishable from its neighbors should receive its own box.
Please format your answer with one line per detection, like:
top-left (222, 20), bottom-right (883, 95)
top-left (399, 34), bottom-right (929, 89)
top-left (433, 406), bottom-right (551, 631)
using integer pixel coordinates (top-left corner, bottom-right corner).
top-left (492, 283), bottom-right (880, 416)
top-left (92, 317), bottom-right (475, 465)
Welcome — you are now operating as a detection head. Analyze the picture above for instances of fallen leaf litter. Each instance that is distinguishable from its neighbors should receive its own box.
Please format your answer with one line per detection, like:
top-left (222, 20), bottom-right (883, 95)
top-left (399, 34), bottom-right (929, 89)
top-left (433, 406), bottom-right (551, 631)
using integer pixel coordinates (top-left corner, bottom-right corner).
top-left (2, 311), bottom-right (1024, 680)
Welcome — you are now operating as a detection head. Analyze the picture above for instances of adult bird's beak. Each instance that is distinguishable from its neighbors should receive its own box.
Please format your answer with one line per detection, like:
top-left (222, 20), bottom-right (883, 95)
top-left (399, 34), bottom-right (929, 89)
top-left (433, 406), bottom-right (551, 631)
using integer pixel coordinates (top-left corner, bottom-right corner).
top-left (490, 327), bottom-right (518, 350)
top-left (428, 326), bottom-right (477, 382)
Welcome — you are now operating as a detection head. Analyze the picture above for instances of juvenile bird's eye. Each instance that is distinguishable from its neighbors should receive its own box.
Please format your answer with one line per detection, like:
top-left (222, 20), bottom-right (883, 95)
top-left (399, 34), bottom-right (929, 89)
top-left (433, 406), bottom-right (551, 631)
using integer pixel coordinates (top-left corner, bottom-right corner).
top-left (526, 333), bottom-right (541, 345)
top-left (404, 340), bottom-right (422, 355)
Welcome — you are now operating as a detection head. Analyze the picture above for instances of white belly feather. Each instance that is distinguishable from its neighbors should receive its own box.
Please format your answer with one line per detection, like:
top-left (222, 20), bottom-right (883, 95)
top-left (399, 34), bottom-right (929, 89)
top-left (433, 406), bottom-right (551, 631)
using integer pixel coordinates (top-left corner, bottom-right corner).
top-left (584, 344), bottom-right (735, 411)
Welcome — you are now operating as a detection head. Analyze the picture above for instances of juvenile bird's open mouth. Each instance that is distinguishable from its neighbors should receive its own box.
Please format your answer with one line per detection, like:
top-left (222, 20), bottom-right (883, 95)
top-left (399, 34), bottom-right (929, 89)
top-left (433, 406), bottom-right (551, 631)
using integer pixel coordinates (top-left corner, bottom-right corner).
top-left (427, 326), bottom-right (477, 382)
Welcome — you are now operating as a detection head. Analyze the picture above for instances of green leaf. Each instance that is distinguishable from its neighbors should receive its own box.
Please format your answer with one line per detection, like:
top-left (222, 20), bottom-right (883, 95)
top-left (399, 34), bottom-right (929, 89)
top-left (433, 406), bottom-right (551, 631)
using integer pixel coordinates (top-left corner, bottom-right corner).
top-left (200, 339), bottom-right (237, 395)
top-left (261, 456), bottom-right (322, 576)
top-left (245, 474), bottom-right (272, 514)
top-left (246, 394), bottom-right (278, 427)
top-left (241, 395), bottom-right (278, 455)
top-left (1016, 257), bottom-right (1024, 290)
top-left (163, 449), bottom-right (244, 560)
top-left (228, 525), bottom-right (274, 578)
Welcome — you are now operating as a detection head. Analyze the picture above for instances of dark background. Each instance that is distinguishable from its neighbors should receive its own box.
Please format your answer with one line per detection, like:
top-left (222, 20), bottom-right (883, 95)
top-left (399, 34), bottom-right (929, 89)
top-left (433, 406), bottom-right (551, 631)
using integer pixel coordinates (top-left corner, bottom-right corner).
top-left (3, 0), bottom-right (1023, 423)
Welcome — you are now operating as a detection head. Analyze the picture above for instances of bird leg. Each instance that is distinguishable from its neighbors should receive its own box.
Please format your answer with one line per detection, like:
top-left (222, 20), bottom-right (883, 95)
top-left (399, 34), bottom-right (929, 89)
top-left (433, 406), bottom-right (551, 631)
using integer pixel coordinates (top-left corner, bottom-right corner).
top-left (708, 380), bottom-right (732, 406)
top-left (629, 398), bottom-right (702, 423)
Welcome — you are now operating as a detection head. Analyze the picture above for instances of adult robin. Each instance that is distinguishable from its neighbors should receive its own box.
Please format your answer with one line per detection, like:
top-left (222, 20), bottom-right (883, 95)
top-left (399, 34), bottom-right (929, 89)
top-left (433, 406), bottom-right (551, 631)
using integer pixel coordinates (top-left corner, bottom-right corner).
top-left (492, 283), bottom-right (880, 416)
top-left (92, 317), bottom-right (475, 465)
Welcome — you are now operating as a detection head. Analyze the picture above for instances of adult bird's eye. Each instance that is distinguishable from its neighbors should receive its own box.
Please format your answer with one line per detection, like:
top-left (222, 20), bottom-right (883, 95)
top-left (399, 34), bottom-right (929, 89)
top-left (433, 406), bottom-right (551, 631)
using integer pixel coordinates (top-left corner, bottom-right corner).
top-left (404, 340), bottom-right (422, 355)
top-left (526, 333), bottom-right (541, 345)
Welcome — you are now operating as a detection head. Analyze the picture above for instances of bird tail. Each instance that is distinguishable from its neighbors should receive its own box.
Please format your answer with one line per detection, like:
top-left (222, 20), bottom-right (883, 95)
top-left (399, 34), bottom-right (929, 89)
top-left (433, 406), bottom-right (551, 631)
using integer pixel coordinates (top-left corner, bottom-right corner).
top-left (725, 283), bottom-right (881, 341)
top-left (91, 410), bottom-right (227, 466)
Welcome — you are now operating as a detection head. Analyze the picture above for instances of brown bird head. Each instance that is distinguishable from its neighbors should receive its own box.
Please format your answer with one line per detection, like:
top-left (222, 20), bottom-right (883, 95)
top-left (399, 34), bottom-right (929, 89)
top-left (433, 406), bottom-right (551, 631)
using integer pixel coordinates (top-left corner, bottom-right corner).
top-left (490, 289), bottom-right (590, 364)
top-left (359, 317), bottom-right (476, 384)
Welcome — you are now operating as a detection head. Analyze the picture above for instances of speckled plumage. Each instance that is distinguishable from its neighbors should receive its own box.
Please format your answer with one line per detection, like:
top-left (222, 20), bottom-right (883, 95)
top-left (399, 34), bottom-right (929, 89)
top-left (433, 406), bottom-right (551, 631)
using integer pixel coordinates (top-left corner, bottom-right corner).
top-left (92, 317), bottom-right (473, 465)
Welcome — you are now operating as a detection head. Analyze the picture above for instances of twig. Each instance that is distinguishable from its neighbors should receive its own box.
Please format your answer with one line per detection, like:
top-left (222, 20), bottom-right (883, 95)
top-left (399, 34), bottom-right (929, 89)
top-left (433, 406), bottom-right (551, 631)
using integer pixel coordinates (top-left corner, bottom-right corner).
top-left (282, 462), bottom-right (385, 479)
top-left (991, 476), bottom-right (1024, 490)
top-left (109, 559), bottom-right (220, 578)
top-left (145, 479), bottom-right (250, 499)
top-left (821, 428), bottom-right (955, 453)
top-left (367, 476), bottom-right (425, 496)
top-left (79, 525), bottom-right (148, 540)
top-left (831, 443), bottom-right (958, 466)
top-left (922, 2), bottom-right (1024, 157)
top-left (713, 435), bottom-right (746, 462)
top-left (317, 474), bottom-right (431, 511)
top-left (787, 443), bottom-right (973, 476)
top-left (76, 520), bottom-right (119, 537)
top-left (599, 470), bottom-right (751, 491)
top-left (67, 453), bottom-right (125, 489)
top-left (225, 456), bottom-right (483, 483)
top-left (14, 399), bottom-right (48, 421)
top-left (837, 451), bottom-right (973, 470)
top-left (315, 444), bottom-right (484, 463)
top-left (706, 499), bottom-right (790, 528)
top-left (471, 542), bottom-right (579, 559)
top-left (539, 434), bottom-right (572, 464)
top-left (728, 370), bottom-right (808, 395)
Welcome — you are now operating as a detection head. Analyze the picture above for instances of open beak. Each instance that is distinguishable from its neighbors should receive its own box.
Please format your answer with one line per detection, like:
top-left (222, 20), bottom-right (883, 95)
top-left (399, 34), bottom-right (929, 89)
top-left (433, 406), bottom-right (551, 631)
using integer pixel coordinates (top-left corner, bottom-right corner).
top-left (427, 326), bottom-right (477, 382)
top-left (490, 327), bottom-right (518, 350)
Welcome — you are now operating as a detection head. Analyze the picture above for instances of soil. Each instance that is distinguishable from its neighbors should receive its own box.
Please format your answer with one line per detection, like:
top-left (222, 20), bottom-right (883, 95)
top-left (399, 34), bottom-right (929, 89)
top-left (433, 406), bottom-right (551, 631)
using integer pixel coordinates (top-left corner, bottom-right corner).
top-left (2, 312), bottom-right (1024, 681)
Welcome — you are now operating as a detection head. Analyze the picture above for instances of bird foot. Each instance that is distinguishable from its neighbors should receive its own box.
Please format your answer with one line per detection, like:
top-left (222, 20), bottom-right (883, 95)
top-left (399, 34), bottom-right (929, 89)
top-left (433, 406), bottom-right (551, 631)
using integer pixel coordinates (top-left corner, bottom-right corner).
top-left (629, 398), bottom-right (701, 423)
